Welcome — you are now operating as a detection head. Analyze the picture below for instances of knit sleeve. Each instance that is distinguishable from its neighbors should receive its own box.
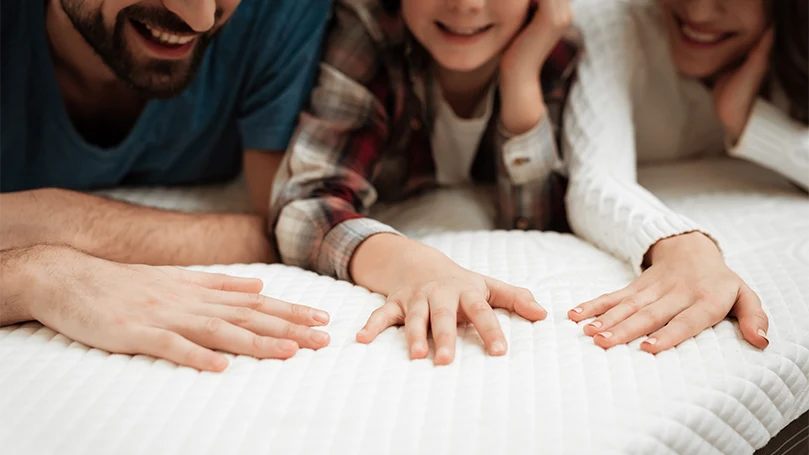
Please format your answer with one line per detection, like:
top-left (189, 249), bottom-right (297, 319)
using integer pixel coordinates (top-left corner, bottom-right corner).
top-left (562, 0), bottom-right (717, 274)
top-left (727, 98), bottom-right (809, 191)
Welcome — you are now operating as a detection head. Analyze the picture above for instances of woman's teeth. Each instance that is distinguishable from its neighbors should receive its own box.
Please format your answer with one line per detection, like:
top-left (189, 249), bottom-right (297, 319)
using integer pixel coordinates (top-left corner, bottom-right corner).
top-left (681, 24), bottom-right (725, 44)
top-left (143, 23), bottom-right (195, 45)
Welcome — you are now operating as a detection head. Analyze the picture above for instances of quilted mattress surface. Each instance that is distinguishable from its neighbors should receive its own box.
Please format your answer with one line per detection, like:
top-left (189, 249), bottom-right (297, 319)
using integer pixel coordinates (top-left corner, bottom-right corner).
top-left (1, 158), bottom-right (807, 455)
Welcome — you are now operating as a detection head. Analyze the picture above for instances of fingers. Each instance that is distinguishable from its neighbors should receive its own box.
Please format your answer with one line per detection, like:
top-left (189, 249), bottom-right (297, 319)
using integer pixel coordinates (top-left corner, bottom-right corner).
top-left (582, 288), bottom-right (658, 337)
top-left (459, 291), bottom-right (507, 356)
top-left (484, 277), bottom-right (547, 321)
top-left (640, 300), bottom-right (726, 354)
top-left (200, 304), bottom-right (330, 350)
top-left (592, 292), bottom-right (690, 349)
top-left (748, 27), bottom-right (775, 68)
top-left (730, 285), bottom-right (769, 350)
top-left (161, 267), bottom-right (264, 293)
top-left (204, 290), bottom-right (329, 327)
top-left (429, 287), bottom-right (459, 366)
top-left (568, 286), bottom-right (634, 323)
top-left (357, 300), bottom-right (403, 344)
top-left (137, 327), bottom-right (229, 372)
top-left (404, 294), bottom-right (430, 359)
top-left (177, 316), bottom-right (300, 360)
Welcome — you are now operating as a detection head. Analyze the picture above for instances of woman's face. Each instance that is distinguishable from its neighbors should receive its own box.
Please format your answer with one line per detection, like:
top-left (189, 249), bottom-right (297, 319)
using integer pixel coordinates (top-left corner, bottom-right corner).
top-left (658, 0), bottom-right (769, 78)
top-left (401, 0), bottom-right (533, 73)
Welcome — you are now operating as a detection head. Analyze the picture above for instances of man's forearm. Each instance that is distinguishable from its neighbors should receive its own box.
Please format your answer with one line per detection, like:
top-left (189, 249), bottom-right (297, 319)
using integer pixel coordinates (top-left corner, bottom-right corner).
top-left (0, 246), bottom-right (37, 326)
top-left (1, 189), bottom-right (274, 266)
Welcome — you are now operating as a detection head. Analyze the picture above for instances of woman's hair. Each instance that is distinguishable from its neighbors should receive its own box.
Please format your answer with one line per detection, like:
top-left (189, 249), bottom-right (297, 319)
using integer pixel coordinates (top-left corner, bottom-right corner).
top-left (381, 0), bottom-right (400, 13)
top-left (772, 0), bottom-right (808, 125)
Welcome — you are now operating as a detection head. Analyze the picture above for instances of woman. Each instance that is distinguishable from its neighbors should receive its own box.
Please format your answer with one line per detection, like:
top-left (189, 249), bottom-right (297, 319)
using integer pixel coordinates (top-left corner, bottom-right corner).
top-left (565, 0), bottom-right (807, 353)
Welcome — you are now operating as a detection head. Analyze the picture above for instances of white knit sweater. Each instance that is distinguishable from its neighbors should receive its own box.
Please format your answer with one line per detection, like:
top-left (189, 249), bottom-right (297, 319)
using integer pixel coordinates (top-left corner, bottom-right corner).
top-left (562, 0), bottom-right (809, 273)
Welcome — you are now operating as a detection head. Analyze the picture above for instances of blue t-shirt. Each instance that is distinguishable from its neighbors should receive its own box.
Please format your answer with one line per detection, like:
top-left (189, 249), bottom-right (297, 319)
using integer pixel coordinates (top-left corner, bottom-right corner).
top-left (0, 0), bottom-right (329, 192)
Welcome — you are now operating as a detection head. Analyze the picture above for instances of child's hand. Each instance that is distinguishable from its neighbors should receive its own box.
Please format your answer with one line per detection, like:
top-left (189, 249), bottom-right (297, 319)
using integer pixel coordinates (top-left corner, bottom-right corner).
top-left (356, 254), bottom-right (547, 365)
top-left (567, 233), bottom-right (770, 353)
top-left (714, 28), bottom-right (774, 145)
top-left (499, 0), bottom-right (573, 135)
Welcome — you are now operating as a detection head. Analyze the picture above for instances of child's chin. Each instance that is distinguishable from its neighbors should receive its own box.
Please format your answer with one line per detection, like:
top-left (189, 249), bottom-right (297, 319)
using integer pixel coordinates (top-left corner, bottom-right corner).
top-left (430, 53), bottom-right (493, 74)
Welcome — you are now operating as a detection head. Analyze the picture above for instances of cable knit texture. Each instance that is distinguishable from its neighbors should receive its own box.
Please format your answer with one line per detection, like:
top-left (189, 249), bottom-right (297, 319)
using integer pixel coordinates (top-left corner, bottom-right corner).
top-left (563, 0), bottom-right (809, 274)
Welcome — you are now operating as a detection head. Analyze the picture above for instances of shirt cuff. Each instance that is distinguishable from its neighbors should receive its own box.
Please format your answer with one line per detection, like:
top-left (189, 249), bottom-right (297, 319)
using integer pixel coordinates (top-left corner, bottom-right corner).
top-left (318, 218), bottom-right (401, 282)
top-left (727, 99), bottom-right (809, 191)
top-left (498, 117), bottom-right (560, 185)
top-left (629, 215), bottom-right (722, 275)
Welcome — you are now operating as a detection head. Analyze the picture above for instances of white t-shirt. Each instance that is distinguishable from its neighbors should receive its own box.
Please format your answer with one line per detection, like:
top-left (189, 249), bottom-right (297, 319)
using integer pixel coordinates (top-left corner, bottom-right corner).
top-left (430, 78), bottom-right (496, 186)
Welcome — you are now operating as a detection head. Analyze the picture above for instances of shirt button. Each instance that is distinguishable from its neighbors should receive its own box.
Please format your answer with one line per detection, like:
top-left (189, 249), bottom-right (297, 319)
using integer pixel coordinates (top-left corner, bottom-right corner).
top-left (411, 118), bottom-right (422, 131)
top-left (515, 218), bottom-right (529, 230)
top-left (512, 156), bottom-right (531, 167)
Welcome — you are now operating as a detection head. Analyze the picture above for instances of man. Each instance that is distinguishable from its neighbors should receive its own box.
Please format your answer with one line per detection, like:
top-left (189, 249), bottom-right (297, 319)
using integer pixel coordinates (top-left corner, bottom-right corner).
top-left (0, 0), bottom-right (333, 371)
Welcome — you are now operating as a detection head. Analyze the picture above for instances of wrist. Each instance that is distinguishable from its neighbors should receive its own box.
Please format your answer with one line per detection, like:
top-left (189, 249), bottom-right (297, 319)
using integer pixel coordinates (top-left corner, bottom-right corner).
top-left (351, 234), bottom-right (448, 294)
top-left (648, 232), bottom-right (721, 265)
top-left (0, 244), bottom-right (61, 325)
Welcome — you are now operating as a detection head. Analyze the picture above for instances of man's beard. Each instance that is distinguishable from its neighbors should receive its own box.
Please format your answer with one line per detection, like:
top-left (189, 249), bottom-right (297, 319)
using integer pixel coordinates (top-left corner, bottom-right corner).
top-left (60, 1), bottom-right (221, 99)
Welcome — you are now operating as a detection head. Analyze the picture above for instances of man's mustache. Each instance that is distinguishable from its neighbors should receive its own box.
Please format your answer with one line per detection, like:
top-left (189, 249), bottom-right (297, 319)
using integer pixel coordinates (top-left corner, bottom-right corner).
top-left (121, 4), bottom-right (224, 35)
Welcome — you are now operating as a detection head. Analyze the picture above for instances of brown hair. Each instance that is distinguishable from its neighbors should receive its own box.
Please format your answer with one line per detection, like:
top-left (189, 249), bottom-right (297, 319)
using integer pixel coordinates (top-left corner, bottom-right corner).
top-left (772, 0), bottom-right (808, 125)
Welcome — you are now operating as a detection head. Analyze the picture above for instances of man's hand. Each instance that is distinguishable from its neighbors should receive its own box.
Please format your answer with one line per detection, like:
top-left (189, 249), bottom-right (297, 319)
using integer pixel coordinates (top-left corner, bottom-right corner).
top-left (499, 0), bottom-right (573, 135)
top-left (352, 235), bottom-right (547, 365)
top-left (2, 245), bottom-right (331, 371)
top-left (567, 233), bottom-right (769, 353)
top-left (714, 28), bottom-right (774, 145)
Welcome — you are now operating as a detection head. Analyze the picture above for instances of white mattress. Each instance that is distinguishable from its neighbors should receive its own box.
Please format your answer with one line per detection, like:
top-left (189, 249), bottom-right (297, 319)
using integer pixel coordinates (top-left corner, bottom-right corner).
top-left (1, 158), bottom-right (807, 455)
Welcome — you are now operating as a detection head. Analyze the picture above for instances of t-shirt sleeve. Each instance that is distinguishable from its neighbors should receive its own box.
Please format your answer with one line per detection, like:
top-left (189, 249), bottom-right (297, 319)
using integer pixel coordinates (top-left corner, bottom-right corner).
top-left (237, 0), bottom-right (330, 151)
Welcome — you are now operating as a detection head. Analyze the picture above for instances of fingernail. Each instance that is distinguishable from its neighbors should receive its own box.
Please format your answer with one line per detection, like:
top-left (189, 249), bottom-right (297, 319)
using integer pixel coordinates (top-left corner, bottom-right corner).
top-left (757, 328), bottom-right (769, 342)
top-left (437, 347), bottom-right (452, 362)
top-left (589, 321), bottom-right (603, 329)
top-left (533, 301), bottom-right (543, 308)
top-left (410, 342), bottom-right (426, 358)
top-left (213, 356), bottom-right (229, 371)
top-left (572, 307), bottom-right (583, 314)
top-left (490, 341), bottom-right (507, 355)
top-left (643, 337), bottom-right (658, 346)
top-left (312, 310), bottom-right (329, 324)
top-left (598, 331), bottom-right (613, 340)
top-left (311, 331), bottom-right (329, 344)
top-left (358, 329), bottom-right (368, 337)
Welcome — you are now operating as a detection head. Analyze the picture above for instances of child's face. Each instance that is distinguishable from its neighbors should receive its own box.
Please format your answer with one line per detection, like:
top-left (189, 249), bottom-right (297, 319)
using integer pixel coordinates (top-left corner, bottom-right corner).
top-left (401, 0), bottom-right (533, 73)
top-left (658, 0), bottom-right (769, 78)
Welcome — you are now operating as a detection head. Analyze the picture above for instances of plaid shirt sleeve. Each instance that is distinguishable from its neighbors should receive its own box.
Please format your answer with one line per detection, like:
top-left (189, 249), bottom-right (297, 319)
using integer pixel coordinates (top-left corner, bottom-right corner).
top-left (269, 3), bottom-right (400, 281)
top-left (493, 30), bottom-right (582, 231)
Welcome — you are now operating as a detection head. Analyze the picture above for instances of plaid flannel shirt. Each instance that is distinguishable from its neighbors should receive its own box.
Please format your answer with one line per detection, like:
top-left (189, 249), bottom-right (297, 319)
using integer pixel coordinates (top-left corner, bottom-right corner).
top-left (270, 0), bottom-right (581, 281)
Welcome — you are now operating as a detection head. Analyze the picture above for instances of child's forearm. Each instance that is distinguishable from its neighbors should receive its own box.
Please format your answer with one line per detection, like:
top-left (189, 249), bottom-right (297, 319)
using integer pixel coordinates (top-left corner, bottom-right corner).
top-left (350, 233), bottom-right (450, 296)
top-left (499, 73), bottom-right (547, 136)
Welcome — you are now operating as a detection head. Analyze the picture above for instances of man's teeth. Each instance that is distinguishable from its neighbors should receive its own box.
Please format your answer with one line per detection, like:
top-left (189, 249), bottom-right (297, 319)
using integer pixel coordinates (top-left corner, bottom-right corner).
top-left (143, 23), bottom-right (195, 45)
top-left (681, 25), bottom-right (724, 43)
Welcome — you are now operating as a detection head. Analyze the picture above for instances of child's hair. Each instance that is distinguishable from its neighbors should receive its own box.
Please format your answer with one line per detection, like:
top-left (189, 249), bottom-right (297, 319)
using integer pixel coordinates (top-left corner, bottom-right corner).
top-left (772, 0), bottom-right (808, 125)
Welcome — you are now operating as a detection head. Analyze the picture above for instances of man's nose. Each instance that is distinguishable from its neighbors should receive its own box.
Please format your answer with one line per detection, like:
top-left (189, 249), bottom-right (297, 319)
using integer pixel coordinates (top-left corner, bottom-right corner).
top-left (163, 0), bottom-right (217, 32)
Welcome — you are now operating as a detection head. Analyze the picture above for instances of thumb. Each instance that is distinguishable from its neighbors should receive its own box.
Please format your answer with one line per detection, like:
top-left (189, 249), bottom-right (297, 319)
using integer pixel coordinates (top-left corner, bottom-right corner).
top-left (484, 277), bottom-right (547, 321)
top-left (730, 285), bottom-right (769, 349)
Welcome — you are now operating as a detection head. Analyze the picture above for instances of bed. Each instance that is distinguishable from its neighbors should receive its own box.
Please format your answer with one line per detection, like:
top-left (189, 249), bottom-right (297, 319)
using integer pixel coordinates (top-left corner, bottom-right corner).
top-left (1, 157), bottom-right (806, 454)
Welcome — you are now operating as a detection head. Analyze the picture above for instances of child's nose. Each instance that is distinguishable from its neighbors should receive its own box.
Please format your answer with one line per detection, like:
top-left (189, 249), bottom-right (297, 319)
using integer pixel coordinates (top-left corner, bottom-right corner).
top-left (682, 0), bottom-right (725, 23)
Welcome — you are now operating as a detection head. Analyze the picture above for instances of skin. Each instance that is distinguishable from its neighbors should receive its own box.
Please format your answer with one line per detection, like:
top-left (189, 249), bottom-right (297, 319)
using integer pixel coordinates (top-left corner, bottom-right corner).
top-left (0, 0), bottom-right (330, 371)
top-left (567, 0), bottom-right (772, 354)
top-left (354, 0), bottom-right (572, 365)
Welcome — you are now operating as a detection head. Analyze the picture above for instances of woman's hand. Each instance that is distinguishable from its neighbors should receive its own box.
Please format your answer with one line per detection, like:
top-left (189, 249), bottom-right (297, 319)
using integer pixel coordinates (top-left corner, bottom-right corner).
top-left (714, 28), bottom-right (774, 145)
top-left (567, 233), bottom-right (769, 353)
top-left (499, 0), bottom-right (573, 135)
top-left (355, 248), bottom-right (547, 365)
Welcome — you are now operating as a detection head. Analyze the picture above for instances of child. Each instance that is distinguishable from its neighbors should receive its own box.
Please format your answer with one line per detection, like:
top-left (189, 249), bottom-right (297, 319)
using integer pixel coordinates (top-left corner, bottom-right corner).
top-left (271, 0), bottom-right (580, 365)
top-left (564, 0), bottom-right (807, 353)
